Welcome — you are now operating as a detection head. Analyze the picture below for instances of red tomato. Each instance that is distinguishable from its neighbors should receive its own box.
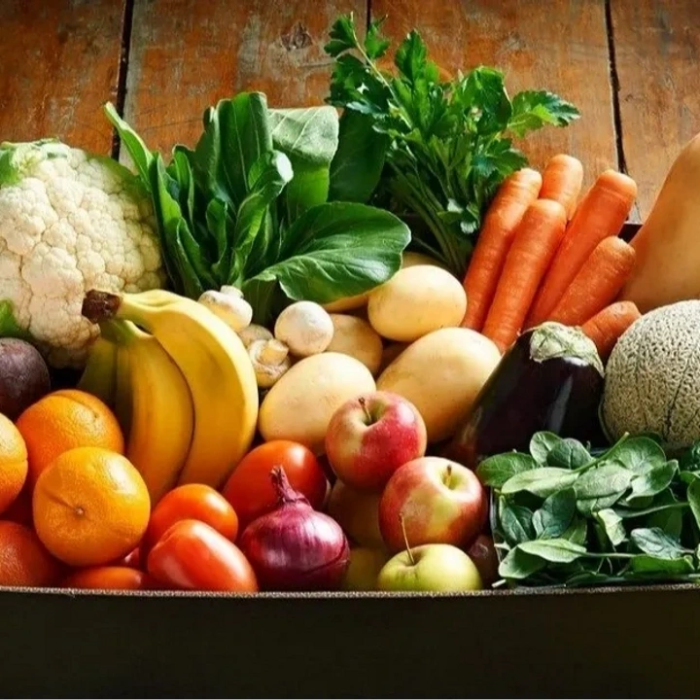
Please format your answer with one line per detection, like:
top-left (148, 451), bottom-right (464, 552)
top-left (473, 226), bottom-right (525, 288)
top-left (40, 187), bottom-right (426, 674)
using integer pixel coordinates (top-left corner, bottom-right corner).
top-left (144, 484), bottom-right (239, 553)
top-left (62, 566), bottom-right (155, 591)
top-left (147, 520), bottom-right (258, 592)
top-left (222, 440), bottom-right (328, 529)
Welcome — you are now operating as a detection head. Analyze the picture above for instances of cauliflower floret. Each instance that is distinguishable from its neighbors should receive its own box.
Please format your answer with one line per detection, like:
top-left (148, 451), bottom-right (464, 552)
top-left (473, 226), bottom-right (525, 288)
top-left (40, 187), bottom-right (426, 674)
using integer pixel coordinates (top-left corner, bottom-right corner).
top-left (0, 140), bottom-right (165, 368)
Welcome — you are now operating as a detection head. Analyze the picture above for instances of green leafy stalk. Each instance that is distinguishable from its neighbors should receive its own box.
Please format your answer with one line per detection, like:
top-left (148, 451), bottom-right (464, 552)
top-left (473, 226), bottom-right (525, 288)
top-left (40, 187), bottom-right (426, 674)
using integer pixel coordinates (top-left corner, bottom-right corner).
top-left (324, 13), bottom-right (580, 276)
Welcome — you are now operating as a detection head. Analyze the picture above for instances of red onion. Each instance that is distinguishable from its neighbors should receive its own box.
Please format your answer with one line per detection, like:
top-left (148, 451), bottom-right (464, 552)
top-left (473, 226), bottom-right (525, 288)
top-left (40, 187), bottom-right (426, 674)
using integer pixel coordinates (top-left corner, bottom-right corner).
top-left (238, 466), bottom-right (350, 591)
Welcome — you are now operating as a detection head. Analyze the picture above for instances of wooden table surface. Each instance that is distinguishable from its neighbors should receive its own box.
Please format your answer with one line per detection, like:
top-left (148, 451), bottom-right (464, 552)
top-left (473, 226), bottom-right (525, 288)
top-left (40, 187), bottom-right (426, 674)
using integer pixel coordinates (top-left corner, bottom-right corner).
top-left (1, 0), bottom-right (698, 222)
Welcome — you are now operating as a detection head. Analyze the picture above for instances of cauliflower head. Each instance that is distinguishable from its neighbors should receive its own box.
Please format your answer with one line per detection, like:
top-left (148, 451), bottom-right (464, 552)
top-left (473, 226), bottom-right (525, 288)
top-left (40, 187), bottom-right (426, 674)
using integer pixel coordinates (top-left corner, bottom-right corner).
top-left (0, 139), bottom-right (165, 368)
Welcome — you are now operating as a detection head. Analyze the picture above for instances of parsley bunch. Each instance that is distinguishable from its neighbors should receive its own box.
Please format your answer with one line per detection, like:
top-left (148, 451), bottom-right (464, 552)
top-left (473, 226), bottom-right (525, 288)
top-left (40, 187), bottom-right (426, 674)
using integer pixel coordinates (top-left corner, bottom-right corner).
top-left (325, 14), bottom-right (580, 276)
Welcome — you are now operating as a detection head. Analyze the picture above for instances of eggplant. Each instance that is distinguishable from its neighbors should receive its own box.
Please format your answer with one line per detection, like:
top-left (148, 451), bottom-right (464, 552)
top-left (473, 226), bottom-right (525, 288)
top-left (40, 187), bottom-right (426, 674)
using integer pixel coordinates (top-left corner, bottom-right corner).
top-left (444, 322), bottom-right (605, 469)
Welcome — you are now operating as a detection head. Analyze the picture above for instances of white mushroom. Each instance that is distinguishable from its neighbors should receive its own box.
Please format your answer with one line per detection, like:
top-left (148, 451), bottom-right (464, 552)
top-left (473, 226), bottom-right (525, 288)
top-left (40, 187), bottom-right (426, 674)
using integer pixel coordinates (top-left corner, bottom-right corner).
top-left (274, 301), bottom-right (334, 357)
top-left (238, 324), bottom-right (274, 348)
top-left (248, 338), bottom-right (292, 388)
top-left (220, 285), bottom-right (245, 299)
top-left (198, 289), bottom-right (253, 332)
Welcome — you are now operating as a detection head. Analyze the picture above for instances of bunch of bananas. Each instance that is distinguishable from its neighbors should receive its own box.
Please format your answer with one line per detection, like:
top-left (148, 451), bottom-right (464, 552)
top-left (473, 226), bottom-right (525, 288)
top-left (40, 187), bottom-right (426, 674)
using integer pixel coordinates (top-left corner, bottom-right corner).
top-left (78, 289), bottom-right (259, 503)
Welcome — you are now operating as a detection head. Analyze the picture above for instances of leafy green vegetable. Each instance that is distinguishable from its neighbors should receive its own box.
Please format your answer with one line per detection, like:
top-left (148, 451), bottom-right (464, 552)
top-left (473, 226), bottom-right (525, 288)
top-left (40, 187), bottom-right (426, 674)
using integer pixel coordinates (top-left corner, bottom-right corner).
top-left (105, 93), bottom-right (410, 322)
top-left (323, 13), bottom-right (579, 276)
top-left (0, 300), bottom-right (31, 341)
top-left (489, 432), bottom-right (700, 588)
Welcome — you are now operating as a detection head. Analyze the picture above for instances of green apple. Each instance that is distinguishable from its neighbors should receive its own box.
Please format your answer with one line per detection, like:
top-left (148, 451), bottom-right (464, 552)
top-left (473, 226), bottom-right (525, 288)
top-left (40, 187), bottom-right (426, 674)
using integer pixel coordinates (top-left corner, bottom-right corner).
top-left (342, 547), bottom-right (391, 591)
top-left (377, 543), bottom-right (483, 592)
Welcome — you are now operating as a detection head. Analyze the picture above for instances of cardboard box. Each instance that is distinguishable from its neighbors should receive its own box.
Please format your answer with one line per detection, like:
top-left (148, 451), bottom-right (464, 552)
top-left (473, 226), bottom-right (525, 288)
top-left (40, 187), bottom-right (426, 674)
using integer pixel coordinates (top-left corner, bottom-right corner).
top-left (6, 222), bottom-right (694, 698)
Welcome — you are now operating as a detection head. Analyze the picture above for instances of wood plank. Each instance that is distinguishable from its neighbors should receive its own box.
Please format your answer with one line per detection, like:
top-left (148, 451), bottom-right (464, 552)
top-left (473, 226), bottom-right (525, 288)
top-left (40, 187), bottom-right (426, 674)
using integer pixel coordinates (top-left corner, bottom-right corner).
top-left (371, 0), bottom-right (617, 190)
top-left (123, 0), bottom-right (366, 156)
top-left (612, 0), bottom-right (700, 219)
top-left (0, 0), bottom-right (126, 154)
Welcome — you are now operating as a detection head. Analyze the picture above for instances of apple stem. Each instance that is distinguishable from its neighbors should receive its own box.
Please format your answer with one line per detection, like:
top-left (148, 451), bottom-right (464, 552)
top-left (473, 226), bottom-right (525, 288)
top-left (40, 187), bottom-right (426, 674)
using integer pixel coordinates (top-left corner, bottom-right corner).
top-left (358, 396), bottom-right (372, 424)
top-left (400, 514), bottom-right (416, 566)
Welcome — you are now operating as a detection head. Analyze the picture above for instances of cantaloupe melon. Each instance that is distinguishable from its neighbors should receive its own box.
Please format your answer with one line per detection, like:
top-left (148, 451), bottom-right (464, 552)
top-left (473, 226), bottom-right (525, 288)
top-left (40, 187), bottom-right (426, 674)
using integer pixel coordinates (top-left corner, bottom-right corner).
top-left (602, 300), bottom-right (700, 449)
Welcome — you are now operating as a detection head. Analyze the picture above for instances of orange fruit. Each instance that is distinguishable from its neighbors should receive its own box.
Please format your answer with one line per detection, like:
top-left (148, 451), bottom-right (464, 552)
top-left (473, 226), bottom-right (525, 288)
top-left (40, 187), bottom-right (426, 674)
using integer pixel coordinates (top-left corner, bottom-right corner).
top-left (16, 389), bottom-right (124, 486)
top-left (32, 447), bottom-right (150, 567)
top-left (0, 414), bottom-right (28, 515)
top-left (0, 520), bottom-right (62, 587)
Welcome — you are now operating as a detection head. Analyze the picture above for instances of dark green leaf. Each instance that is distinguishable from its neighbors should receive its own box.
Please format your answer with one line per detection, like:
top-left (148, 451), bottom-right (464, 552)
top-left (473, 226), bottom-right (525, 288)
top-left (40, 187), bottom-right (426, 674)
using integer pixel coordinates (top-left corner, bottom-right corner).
top-left (268, 107), bottom-right (339, 219)
top-left (688, 479), bottom-right (700, 530)
top-left (394, 30), bottom-right (439, 85)
top-left (605, 436), bottom-right (667, 474)
top-left (508, 90), bottom-right (580, 138)
top-left (0, 300), bottom-right (31, 341)
top-left (595, 508), bottom-right (627, 546)
top-left (629, 460), bottom-right (677, 499)
top-left (104, 102), bottom-right (153, 184)
top-left (498, 547), bottom-right (547, 580)
top-left (476, 453), bottom-right (536, 489)
top-left (228, 150), bottom-right (293, 284)
top-left (193, 93), bottom-right (272, 211)
top-left (630, 527), bottom-right (687, 559)
top-left (499, 503), bottom-right (535, 546)
top-left (532, 489), bottom-right (576, 539)
top-left (501, 468), bottom-right (579, 499)
top-left (324, 14), bottom-right (360, 57)
top-left (574, 464), bottom-right (633, 500)
top-left (680, 442), bottom-right (700, 472)
top-left (577, 491), bottom-right (628, 517)
top-left (329, 111), bottom-right (388, 203)
top-left (206, 198), bottom-right (231, 277)
top-left (680, 470), bottom-right (700, 486)
top-left (457, 67), bottom-right (512, 135)
top-left (627, 554), bottom-right (695, 576)
top-left (547, 439), bottom-right (592, 469)
top-left (364, 16), bottom-right (390, 60)
top-left (518, 539), bottom-right (587, 564)
top-left (240, 278), bottom-right (281, 326)
top-left (565, 571), bottom-right (620, 587)
top-left (250, 202), bottom-right (409, 305)
top-left (561, 517), bottom-right (588, 546)
top-left (529, 432), bottom-right (562, 465)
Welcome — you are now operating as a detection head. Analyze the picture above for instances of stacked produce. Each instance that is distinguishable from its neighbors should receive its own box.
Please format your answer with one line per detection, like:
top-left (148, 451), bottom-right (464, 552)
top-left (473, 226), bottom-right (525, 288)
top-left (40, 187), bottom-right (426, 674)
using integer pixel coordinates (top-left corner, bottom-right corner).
top-left (1, 13), bottom-right (700, 594)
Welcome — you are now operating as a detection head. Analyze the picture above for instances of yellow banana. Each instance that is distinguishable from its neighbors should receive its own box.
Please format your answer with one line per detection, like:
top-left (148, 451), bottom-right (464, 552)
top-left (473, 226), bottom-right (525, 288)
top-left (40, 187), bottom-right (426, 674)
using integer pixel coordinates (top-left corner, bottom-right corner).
top-left (112, 341), bottom-right (133, 439)
top-left (83, 288), bottom-right (259, 490)
top-left (115, 321), bottom-right (195, 503)
top-left (77, 335), bottom-right (118, 408)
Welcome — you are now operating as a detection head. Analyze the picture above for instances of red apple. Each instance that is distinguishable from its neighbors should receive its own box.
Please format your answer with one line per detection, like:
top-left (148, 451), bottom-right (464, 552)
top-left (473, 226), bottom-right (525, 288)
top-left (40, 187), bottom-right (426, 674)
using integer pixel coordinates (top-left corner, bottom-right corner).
top-left (324, 391), bottom-right (427, 492)
top-left (379, 456), bottom-right (488, 553)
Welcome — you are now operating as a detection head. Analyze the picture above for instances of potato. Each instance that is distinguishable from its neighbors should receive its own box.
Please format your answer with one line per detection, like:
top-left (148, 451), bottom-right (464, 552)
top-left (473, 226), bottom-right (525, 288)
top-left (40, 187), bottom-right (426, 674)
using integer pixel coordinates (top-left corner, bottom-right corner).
top-left (326, 314), bottom-right (383, 375)
top-left (322, 252), bottom-right (447, 313)
top-left (368, 265), bottom-right (467, 342)
top-left (377, 328), bottom-right (501, 443)
top-left (258, 352), bottom-right (376, 454)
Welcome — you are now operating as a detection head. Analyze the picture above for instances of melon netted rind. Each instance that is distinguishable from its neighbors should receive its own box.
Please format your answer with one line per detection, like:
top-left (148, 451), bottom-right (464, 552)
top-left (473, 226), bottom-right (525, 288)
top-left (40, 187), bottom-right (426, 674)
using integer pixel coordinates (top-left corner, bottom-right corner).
top-left (602, 300), bottom-right (700, 450)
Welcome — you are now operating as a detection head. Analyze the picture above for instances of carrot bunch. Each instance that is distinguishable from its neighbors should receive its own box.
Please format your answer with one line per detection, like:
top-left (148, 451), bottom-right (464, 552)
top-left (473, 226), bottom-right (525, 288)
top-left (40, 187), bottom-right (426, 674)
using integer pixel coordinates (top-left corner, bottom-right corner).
top-left (462, 154), bottom-right (641, 358)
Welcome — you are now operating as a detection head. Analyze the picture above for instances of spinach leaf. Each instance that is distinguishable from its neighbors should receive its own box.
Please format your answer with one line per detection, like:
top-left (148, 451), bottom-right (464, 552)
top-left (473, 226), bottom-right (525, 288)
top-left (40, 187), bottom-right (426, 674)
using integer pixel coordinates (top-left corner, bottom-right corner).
top-left (628, 460), bottom-right (677, 499)
top-left (529, 432), bottom-right (562, 465)
top-left (249, 202), bottom-right (410, 306)
top-left (518, 539), bottom-right (587, 564)
top-left (498, 547), bottom-right (547, 580)
top-left (679, 441), bottom-right (700, 471)
top-left (606, 436), bottom-right (666, 474)
top-left (630, 527), bottom-right (688, 559)
top-left (574, 464), bottom-right (632, 500)
top-left (688, 479), bottom-right (700, 530)
top-left (627, 554), bottom-right (695, 576)
top-left (105, 102), bottom-right (154, 184)
top-left (476, 453), bottom-right (536, 488)
top-left (532, 489), bottom-right (576, 539)
top-left (547, 439), bottom-right (592, 469)
top-left (500, 503), bottom-right (535, 546)
top-left (501, 468), bottom-right (579, 498)
top-left (269, 106), bottom-right (339, 219)
top-left (561, 517), bottom-right (588, 546)
top-left (329, 111), bottom-right (388, 203)
top-left (595, 508), bottom-right (627, 546)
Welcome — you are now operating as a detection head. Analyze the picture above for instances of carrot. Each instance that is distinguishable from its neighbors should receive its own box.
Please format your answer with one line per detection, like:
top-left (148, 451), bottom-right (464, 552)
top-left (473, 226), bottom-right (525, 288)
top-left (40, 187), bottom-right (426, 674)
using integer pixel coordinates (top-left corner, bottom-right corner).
top-left (581, 301), bottom-right (641, 360)
top-left (546, 237), bottom-right (636, 326)
top-left (461, 168), bottom-right (542, 331)
top-left (525, 169), bottom-right (637, 327)
top-left (539, 154), bottom-right (584, 219)
top-left (482, 199), bottom-right (568, 353)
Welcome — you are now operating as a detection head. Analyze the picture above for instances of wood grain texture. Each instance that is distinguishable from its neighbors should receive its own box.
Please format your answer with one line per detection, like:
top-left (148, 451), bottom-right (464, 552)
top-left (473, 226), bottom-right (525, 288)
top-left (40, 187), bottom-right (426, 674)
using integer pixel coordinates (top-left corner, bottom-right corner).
top-left (0, 0), bottom-right (126, 153)
top-left (123, 0), bottom-right (366, 156)
top-left (612, 0), bottom-right (700, 219)
top-left (371, 0), bottom-right (617, 190)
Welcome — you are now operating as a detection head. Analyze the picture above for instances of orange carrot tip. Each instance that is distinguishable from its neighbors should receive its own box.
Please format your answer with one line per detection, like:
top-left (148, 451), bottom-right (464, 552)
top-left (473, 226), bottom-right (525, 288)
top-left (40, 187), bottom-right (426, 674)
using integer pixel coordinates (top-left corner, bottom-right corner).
top-left (581, 301), bottom-right (641, 360)
top-left (540, 154), bottom-right (584, 220)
